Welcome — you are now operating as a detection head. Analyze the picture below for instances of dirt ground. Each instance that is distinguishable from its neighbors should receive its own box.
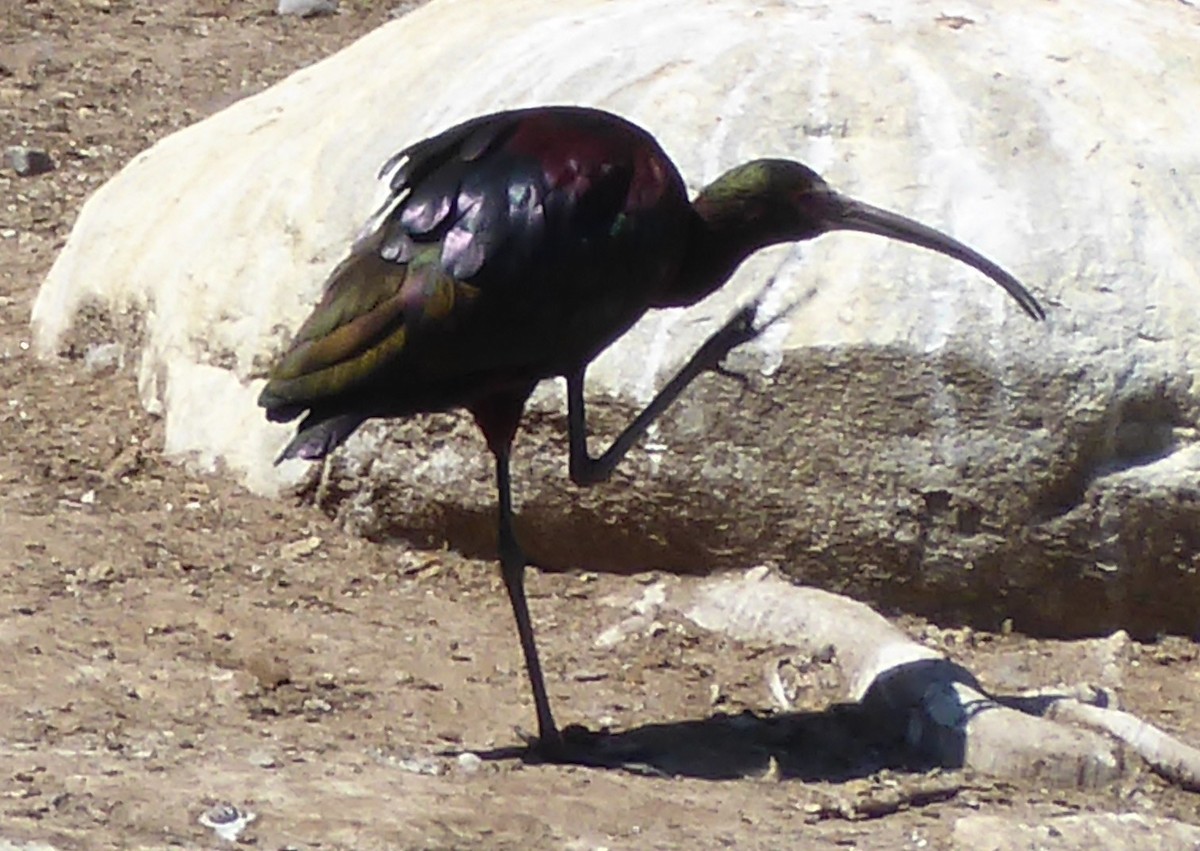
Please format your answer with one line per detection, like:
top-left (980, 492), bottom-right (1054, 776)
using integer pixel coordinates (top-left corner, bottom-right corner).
top-left (2, 1), bottom-right (1199, 849)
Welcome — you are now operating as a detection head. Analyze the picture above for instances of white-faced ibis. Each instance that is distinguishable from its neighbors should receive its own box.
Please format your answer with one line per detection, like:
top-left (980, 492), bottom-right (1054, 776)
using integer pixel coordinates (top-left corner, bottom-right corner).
top-left (258, 105), bottom-right (1045, 766)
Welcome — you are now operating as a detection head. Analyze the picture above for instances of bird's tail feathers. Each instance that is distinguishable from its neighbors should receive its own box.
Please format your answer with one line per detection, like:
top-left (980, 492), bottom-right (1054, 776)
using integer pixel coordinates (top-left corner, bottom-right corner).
top-left (275, 413), bottom-right (366, 465)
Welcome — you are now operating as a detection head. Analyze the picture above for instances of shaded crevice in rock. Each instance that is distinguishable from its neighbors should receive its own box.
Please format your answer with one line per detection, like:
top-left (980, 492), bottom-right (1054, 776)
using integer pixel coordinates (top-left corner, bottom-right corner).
top-left (1030, 376), bottom-right (1194, 522)
top-left (1102, 386), bottom-right (1189, 472)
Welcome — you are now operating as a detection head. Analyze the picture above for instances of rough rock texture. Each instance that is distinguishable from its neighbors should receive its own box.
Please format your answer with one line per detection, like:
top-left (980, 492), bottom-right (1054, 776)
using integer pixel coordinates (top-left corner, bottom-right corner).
top-left (30, 0), bottom-right (1200, 637)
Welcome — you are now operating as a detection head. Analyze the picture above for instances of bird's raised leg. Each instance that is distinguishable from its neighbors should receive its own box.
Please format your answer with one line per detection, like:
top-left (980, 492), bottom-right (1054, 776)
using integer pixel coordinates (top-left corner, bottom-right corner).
top-left (568, 298), bottom-right (768, 486)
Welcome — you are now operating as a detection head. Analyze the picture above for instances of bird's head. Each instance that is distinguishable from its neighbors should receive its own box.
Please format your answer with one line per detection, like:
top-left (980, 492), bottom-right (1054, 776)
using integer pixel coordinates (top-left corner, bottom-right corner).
top-left (692, 159), bottom-right (1044, 320)
top-left (693, 159), bottom-right (836, 243)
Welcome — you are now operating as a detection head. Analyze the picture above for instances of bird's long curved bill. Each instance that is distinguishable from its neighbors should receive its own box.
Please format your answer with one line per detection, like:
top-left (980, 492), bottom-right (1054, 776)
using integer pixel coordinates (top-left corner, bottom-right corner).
top-left (829, 195), bottom-right (1046, 321)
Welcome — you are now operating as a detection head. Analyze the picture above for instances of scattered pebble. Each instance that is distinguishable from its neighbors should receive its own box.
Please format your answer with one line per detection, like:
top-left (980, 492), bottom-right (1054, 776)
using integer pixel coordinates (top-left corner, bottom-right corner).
top-left (301, 696), bottom-right (332, 714)
top-left (373, 749), bottom-right (447, 776)
top-left (594, 613), bottom-right (651, 649)
top-left (4, 145), bottom-right (55, 176)
top-left (248, 749), bottom-right (280, 769)
top-left (766, 660), bottom-right (792, 711)
top-left (198, 803), bottom-right (256, 842)
top-left (86, 561), bottom-right (115, 582)
top-left (456, 752), bottom-right (483, 774)
top-left (759, 754), bottom-right (783, 783)
top-left (280, 535), bottom-right (322, 560)
top-left (277, 0), bottom-right (338, 16)
top-left (84, 341), bottom-right (124, 373)
top-left (571, 669), bottom-right (607, 682)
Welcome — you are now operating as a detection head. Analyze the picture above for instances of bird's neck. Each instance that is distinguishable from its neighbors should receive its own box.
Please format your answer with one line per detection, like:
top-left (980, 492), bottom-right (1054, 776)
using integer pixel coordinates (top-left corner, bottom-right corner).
top-left (657, 204), bottom-right (782, 308)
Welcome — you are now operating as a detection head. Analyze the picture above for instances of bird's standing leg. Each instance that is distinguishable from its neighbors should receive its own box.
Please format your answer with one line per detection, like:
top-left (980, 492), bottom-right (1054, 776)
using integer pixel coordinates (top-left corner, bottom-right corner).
top-left (492, 442), bottom-right (564, 753)
top-left (474, 389), bottom-right (660, 769)
top-left (470, 387), bottom-right (564, 756)
top-left (568, 299), bottom-right (766, 486)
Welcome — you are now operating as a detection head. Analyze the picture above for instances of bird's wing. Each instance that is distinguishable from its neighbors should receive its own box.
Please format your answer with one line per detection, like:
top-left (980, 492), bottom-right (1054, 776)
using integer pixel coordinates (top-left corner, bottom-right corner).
top-left (258, 241), bottom-right (477, 420)
top-left (259, 107), bottom-right (666, 421)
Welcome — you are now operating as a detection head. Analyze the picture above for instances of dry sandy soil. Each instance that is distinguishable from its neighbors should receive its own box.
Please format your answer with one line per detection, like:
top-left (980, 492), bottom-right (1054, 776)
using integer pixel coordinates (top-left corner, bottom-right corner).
top-left (1, 1), bottom-right (1199, 849)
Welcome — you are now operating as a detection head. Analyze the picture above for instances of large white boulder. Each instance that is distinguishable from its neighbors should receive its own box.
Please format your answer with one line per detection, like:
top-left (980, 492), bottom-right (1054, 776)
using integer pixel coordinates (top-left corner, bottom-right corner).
top-left (32, 0), bottom-right (1200, 635)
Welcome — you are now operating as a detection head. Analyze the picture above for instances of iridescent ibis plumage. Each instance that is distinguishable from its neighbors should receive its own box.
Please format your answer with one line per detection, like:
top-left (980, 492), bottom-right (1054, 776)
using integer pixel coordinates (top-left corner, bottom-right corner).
top-left (258, 105), bottom-right (1045, 765)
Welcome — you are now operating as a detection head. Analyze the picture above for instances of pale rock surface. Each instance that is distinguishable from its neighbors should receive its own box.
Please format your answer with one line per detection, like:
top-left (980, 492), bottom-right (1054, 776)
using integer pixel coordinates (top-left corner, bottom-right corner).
top-left (952, 813), bottom-right (1200, 851)
top-left (31, 0), bottom-right (1200, 635)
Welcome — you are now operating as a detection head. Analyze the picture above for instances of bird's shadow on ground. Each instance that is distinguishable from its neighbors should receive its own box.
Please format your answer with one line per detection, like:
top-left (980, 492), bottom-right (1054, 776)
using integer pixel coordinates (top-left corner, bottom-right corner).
top-left (450, 703), bottom-right (930, 782)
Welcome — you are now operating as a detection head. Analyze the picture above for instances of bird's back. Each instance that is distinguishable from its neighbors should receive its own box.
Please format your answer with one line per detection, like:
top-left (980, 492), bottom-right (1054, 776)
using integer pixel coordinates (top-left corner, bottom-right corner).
top-left (259, 106), bottom-right (691, 449)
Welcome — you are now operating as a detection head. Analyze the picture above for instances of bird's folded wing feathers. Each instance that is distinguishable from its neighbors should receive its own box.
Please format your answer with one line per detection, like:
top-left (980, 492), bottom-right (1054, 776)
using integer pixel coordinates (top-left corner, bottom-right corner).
top-left (260, 249), bottom-right (478, 413)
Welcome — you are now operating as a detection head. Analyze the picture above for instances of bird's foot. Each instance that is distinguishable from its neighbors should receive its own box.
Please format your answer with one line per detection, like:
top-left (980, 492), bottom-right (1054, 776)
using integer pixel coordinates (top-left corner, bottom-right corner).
top-left (713, 301), bottom-right (764, 353)
top-left (706, 285), bottom-right (819, 386)
top-left (517, 725), bottom-right (667, 776)
top-left (693, 304), bottom-right (758, 384)
top-left (701, 300), bottom-right (771, 386)
top-left (705, 286), bottom-right (804, 372)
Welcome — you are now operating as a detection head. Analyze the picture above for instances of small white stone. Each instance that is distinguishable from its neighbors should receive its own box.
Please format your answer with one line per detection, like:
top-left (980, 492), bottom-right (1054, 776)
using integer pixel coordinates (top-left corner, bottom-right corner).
top-left (198, 803), bottom-right (257, 842)
top-left (277, 0), bottom-right (337, 16)
top-left (84, 341), bottom-right (124, 373)
top-left (456, 752), bottom-right (483, 773)
top-left (280, 535), bottom-right (322, 559)
top-left (248, 749), bottom-right (280, 768)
